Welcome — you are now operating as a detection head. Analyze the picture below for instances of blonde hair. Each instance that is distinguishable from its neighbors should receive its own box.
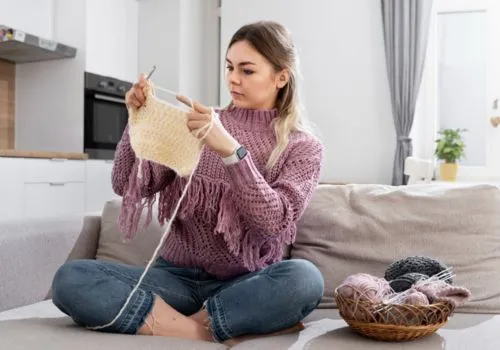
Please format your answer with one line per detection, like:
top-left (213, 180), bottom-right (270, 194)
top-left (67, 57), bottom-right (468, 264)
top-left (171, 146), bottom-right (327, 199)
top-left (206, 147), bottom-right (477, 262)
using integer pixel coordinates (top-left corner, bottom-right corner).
top-left (225, 21), bottom-right (315, 169)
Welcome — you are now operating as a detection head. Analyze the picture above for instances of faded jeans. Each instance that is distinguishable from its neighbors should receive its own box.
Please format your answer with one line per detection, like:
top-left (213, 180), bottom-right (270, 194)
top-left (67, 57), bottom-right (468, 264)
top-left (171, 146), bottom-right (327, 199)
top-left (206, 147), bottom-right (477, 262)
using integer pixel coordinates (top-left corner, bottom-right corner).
top-left (51, 257), bottom-right (324, 342)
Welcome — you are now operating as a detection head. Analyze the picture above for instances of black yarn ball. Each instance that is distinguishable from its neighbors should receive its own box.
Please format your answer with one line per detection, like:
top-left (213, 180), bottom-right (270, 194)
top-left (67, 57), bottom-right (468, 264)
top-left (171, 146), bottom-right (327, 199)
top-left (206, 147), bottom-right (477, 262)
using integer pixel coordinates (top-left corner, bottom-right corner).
top-left (389, 272), bottom-right (429, 293)
top-left (384, 256), bottom-right (452, 292)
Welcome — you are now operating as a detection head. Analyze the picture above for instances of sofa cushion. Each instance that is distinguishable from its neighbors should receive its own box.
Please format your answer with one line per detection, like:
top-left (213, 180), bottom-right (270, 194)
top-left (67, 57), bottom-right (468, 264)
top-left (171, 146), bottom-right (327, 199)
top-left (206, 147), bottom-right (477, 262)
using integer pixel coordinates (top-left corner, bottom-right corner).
top-left (95, 199), bottom-right (164, 266)
top-left (2, 300), bottom-right (500, 349)
top-left (0, 300), bottom-right (65, 321)
top-left (0, 214), bottom-right (100, 312)
top-left (2, 304), bottom-right (499, 349)
top-left (0, 317), bottom-right (228, 350)
top-left (291, 183), bottom-right (500, 313)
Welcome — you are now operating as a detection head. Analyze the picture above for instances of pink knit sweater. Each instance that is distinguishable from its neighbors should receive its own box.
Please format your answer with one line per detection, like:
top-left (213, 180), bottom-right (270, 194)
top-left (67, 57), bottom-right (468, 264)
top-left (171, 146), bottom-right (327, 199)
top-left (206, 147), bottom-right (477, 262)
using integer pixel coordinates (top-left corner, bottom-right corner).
top-left (112, 106), bottom-right (323, 280)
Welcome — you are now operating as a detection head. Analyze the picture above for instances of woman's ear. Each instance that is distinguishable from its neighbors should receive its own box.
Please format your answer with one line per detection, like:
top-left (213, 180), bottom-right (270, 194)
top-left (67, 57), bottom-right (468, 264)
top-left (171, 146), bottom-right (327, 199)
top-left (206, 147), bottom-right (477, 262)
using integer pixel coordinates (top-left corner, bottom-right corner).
top-left (276, 69), bottom-right (290, 89)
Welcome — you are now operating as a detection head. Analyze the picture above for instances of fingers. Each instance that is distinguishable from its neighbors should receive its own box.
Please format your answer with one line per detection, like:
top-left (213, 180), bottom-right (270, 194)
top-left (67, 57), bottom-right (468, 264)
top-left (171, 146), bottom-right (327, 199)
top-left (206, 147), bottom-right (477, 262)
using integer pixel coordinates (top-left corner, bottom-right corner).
top-left (126, 73), bottom-right (149, 108)
top-left (176, 94), bottom-right (192, 108)
top-left (176, 95), bottom-right (211, 114)
top-left (186, 112), bottom-right (212, 137)
top-left (187, 111), bottom-right (211, 121)
top-left (139, 73), bottom-right (147, 86)
top-left (192, 100), bottom-right (211, 114)
top-left (186, 120), bottom-right (208, 132)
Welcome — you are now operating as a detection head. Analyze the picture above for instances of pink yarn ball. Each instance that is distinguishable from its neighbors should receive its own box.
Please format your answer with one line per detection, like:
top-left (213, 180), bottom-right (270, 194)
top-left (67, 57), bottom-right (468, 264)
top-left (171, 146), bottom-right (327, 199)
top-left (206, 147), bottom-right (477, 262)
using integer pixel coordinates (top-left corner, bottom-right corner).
top-left (403, 289), bottom-right (430, 306)
top-left (337, 273), bottom-right (392, 303)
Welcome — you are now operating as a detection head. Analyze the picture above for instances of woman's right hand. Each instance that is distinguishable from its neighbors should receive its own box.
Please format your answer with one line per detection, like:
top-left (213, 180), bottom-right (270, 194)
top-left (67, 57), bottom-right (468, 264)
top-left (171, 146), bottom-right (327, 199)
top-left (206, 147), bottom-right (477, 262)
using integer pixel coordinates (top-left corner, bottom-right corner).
top-left (125, 74), bottom-right (148, 109)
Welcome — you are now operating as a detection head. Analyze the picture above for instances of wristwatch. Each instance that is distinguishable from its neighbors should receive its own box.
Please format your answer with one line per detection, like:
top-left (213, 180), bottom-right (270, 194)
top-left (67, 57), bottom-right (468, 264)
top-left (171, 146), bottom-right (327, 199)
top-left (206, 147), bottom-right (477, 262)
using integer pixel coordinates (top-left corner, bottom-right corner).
top-left (222, 145), bottom-right (248, 165)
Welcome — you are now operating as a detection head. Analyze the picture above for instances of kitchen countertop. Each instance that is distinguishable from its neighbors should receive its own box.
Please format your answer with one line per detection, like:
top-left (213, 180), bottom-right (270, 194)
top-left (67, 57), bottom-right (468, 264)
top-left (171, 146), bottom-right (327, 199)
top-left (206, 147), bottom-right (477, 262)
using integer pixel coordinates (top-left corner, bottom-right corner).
top-left (0, 150), bottom-right (88, 160)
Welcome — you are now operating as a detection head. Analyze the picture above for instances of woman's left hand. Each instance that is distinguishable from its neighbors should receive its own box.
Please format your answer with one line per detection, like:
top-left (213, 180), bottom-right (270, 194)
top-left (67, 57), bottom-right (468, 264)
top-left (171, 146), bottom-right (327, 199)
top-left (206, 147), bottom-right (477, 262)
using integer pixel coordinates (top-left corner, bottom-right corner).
top-left (177, 95), bottom-right (239, 157)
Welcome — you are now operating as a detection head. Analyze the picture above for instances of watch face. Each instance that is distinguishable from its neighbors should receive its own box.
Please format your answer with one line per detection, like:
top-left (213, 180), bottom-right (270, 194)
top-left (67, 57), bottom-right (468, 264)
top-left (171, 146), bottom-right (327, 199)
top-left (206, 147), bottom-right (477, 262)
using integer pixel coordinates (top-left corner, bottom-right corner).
top-left (236, 146), bottom-right (248, 159)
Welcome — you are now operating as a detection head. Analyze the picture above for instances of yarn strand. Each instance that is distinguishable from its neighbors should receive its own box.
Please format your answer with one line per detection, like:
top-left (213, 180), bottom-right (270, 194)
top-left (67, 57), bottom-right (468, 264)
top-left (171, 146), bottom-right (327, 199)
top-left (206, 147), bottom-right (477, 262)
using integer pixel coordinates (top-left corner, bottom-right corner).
top-left (87, 85), bottom-right (216, 331)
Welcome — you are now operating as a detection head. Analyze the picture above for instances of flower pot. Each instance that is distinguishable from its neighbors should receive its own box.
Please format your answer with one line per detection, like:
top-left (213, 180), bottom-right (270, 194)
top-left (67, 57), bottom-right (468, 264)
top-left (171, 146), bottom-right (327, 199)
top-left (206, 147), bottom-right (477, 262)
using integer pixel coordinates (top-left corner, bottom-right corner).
top-left (439, 162), bottom-right (458, 181)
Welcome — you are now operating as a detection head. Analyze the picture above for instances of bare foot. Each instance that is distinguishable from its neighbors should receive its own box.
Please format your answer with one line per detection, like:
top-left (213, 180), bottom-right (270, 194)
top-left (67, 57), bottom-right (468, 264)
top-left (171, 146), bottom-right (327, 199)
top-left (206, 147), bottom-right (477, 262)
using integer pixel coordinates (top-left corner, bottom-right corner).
top-left (223, 322), bottom-right (305, 347)
top-left (188, 307), bottom-right (210, 326)
top-left (138, 295), bottom-right (213, 342)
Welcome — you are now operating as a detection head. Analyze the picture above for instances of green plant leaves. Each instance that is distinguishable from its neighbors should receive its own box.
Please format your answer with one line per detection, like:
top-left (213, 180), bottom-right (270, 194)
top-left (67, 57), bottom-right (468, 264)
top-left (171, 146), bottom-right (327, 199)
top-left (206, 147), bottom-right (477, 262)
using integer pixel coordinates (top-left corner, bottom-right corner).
top-left (434, 128), bottom-right (467, 163)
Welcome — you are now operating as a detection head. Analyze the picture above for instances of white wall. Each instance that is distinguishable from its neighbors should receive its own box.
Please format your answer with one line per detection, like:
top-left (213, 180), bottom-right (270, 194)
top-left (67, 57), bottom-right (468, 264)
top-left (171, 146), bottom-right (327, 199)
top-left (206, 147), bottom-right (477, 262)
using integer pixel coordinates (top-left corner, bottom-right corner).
top-left (179, 0), bottom-right (220, 105)
top-left (15, 0), bottom-right (86, 152)
top-left (0, 0), bottom-right (54, 39)
top-left (138, 0), bottom-right (182, 105)
top-left (220, 0), bottom-right (394, 184)
top-left (86, 0), bottom-right (138, 82)
top-left (138, 0), bottom-right (219, 106)
top-left (179, 0), bottom-right (205, 103)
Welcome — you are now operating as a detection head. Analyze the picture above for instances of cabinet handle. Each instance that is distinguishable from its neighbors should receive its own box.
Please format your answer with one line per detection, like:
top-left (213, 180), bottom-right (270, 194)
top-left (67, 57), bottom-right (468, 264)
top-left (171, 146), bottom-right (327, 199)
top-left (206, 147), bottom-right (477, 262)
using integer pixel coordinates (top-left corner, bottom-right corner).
top-left (49, 182), bottom-right (66, 186)
top-left (49, 158), bottom-right (67, 162)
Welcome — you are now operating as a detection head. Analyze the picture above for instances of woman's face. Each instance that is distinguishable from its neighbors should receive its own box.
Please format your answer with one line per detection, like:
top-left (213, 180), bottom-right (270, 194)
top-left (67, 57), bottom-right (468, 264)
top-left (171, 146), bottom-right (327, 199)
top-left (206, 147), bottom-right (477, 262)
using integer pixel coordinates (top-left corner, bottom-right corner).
top-left (225, 40), bottom-right (285, 110)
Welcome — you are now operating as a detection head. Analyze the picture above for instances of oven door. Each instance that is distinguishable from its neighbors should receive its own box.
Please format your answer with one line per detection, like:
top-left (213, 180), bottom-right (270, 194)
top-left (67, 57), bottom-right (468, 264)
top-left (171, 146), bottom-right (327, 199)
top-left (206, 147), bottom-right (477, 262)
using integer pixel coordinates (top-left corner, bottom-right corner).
top-left (84, 92), bottom-right (129, 158)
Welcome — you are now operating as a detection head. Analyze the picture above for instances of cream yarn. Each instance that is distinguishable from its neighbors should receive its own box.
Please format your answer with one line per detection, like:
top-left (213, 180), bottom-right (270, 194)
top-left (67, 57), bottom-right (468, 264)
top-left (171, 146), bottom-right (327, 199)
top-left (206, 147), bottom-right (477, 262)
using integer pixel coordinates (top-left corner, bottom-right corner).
top-left (88, 81), bottom-right (215, 332)
top-left (128, 83), bottom-right (207, 177)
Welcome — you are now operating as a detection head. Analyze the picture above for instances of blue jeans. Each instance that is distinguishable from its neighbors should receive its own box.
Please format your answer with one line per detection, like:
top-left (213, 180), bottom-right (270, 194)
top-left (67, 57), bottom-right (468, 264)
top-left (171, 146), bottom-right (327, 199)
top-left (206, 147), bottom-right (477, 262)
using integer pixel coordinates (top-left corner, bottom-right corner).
top-left (51, 257), bottom-right (324, 342)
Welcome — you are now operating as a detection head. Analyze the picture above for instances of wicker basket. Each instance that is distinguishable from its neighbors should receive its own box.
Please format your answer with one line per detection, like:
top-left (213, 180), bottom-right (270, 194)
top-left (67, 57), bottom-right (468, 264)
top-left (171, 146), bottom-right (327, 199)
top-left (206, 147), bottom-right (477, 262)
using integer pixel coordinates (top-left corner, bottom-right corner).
top-left (334, 289), bottom-right (455, 342)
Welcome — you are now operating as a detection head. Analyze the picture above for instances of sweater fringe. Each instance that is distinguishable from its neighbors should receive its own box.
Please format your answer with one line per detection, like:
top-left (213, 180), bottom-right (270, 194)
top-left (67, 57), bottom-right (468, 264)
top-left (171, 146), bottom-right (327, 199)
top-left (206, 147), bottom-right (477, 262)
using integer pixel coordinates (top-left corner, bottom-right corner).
top-left (119, 165), bottom-right (288, 271)
top-left (157, 175), bottom-right (287, 272)
top-left (118, 158), bottom-right (156, 241)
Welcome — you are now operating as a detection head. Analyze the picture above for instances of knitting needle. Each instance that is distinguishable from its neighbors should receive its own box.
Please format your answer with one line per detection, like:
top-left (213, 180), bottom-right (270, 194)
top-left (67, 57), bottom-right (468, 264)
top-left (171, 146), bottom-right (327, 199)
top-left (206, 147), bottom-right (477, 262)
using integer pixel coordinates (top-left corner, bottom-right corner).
top-left (144, 65), bottom-right (195, 110)
top-left (145, 65), bottom-right (182, 98)
top-left (146, 65), bottom-right (157, 79)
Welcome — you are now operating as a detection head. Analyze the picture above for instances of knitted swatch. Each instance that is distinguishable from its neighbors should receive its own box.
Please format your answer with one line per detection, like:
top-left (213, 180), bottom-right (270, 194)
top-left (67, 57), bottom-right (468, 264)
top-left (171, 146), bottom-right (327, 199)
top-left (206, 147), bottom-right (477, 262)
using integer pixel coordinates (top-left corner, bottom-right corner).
top-left (414, 280), bottom-right (472, 308)
top-left (128, 83), bottom-right (204, 177)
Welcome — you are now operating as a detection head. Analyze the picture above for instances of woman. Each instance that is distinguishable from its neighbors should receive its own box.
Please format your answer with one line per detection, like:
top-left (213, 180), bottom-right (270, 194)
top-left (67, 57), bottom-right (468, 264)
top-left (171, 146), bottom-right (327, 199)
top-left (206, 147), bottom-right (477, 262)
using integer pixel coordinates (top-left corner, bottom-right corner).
top-left (52, 20), bottom-right (324, 345)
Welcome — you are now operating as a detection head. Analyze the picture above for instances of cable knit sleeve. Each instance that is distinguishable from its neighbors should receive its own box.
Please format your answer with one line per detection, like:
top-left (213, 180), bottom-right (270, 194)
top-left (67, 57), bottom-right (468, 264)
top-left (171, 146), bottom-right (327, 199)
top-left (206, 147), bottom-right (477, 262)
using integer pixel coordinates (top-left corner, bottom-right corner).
top-left (225, 137), bottom-right (323, 237)
top-left (111, 124), bottom-right (176, 197)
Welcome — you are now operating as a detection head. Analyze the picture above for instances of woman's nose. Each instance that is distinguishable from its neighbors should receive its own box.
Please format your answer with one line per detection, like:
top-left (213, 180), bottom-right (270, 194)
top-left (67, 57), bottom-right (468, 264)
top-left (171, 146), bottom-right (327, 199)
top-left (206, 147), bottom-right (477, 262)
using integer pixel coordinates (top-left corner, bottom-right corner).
top-left (227, 70), bottom-right (240, 85)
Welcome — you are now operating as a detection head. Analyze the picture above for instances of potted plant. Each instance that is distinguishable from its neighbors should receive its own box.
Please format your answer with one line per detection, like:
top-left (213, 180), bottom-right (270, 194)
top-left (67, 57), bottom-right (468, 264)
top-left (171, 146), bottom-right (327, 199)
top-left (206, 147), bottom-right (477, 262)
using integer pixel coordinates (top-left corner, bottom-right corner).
top-left (434, 128), bottom-right (467, 181)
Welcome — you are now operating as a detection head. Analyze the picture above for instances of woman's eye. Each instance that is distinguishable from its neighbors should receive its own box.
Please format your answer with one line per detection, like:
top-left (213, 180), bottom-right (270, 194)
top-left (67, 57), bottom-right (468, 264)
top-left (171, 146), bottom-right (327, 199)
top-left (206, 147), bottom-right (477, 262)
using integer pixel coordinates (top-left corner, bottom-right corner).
top-left (226, 65), bottom-right (234, 71)
top-left (243, 69), bottom-right (254, 75)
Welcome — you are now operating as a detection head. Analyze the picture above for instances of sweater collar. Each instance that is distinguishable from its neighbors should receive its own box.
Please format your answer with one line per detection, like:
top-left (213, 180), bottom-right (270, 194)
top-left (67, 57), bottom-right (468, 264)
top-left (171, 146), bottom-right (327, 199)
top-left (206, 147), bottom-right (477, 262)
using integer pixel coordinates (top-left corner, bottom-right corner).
top-left (222, 106), bottom-right (278, 130)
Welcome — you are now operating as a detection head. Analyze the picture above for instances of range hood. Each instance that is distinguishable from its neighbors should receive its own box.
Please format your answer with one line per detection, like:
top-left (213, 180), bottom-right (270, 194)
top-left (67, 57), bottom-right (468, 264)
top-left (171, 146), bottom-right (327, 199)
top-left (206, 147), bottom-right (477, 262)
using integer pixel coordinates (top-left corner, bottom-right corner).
top-left (0, 25), bottom-right (76, 64)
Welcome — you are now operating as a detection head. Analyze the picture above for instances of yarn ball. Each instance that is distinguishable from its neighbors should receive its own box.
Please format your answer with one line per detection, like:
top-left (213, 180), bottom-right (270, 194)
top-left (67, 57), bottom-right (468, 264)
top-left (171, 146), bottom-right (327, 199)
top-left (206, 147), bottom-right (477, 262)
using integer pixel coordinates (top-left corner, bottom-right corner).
top-left (337, 273), bottom-right (392, 304)
top-left (384, 256), bottom-right (452, 292)
top-left (403, 289), bottom-right (430, 306)
top-left (389, 272), bottom-right (429, 293)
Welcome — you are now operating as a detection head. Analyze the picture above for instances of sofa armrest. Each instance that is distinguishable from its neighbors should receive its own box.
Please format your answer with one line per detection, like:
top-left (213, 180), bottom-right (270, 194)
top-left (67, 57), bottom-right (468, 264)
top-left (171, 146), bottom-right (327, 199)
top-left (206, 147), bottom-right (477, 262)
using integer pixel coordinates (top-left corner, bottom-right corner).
top-left (0, 213), bottom-right (101, 312)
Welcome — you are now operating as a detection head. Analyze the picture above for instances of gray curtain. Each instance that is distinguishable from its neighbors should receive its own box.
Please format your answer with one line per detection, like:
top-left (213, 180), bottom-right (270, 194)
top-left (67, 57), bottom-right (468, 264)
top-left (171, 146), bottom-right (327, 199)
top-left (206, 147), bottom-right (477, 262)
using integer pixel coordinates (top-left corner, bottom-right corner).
top-left (381, 0), bottom-right (433, 185)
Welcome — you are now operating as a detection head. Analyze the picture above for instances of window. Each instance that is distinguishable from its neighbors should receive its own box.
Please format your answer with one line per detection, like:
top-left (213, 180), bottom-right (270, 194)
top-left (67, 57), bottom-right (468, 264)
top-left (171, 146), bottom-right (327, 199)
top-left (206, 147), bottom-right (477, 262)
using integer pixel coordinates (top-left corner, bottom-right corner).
top-left (413, 0), bottom-right (500, 181)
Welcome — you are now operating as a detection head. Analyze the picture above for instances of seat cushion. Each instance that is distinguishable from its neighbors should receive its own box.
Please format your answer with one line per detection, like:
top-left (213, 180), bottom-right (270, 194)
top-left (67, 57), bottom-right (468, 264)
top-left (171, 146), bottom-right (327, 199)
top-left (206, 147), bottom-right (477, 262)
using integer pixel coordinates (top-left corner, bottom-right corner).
top-left (232, 309), bottom-right (500, 350)
top-left (0, 300), bottom-right (65, 321)
top-left (0, 317), bottom-right (228, 350)
top-left (292, 183), bottom-right (500, 313)
top-left (0, 301), bottom-right (499, 349)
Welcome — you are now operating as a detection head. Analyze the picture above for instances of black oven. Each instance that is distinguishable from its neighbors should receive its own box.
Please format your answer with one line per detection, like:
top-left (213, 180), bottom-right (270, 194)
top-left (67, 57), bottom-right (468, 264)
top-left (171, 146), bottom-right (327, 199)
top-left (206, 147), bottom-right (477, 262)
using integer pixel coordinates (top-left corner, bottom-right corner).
top-left (84, 72), bottom-right (133, 159)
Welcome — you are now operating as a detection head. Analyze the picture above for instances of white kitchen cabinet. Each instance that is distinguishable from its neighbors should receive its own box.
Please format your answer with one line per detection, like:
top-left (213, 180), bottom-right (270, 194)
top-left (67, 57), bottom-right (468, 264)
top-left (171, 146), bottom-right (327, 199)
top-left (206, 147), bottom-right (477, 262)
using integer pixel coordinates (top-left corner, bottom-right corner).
top-left (0, 0), bottom-right (54, 39)
top-left (0, 158), bottom-right (86, 221)
top-left (85, 0), bottom-right (139, 82)
top-left (24, 182), bottom-right (85, 218)
top-left (85, 159), bottom-right (119, 212)
top-left (0, 158), bottom-right (121, 220)
top-left (0, 158), bottom-right (26, 220)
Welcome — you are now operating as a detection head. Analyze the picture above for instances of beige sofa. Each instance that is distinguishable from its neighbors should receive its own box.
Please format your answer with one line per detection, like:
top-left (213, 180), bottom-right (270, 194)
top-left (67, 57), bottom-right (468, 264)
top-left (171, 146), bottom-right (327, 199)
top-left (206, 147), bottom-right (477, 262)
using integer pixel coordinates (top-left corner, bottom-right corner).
top-left (1, 183), bottom-right (499, 349)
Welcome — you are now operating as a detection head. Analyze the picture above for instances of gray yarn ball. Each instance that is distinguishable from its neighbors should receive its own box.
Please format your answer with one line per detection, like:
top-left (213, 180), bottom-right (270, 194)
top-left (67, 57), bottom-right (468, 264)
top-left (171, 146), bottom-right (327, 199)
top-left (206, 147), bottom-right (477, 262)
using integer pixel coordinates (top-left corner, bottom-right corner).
top-left (389, 272), bottom-right (428, 293)
top-left (384, 256), bottom-right (452, 292)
